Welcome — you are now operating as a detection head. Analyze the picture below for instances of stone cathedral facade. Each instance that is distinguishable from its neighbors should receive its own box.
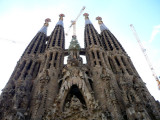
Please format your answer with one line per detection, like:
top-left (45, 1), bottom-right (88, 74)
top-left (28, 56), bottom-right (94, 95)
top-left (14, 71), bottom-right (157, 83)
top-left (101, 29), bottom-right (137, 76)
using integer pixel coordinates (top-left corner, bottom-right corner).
top-left (0, 13), bottom-right (160, 120)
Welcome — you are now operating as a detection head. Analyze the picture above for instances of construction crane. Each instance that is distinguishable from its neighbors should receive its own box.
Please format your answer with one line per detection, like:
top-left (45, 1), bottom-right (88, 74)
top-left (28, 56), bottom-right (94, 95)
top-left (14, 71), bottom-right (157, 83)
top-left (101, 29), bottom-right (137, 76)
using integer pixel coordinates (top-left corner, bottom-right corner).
top-left (66, 6), bottom-right (85, 36)
top-left (0, 37), bottom-right (23, 44)
top-left (130, 24), bottom-right (160, 89)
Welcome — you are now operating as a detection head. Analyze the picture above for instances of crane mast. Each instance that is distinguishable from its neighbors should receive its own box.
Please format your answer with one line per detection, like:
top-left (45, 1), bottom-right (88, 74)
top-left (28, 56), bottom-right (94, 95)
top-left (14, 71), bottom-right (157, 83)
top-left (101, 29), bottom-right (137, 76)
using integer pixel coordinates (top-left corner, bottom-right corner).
top-left (66, 6), bottom-right (85, 36)
top-left (130, 24), bottom-right (160, 89)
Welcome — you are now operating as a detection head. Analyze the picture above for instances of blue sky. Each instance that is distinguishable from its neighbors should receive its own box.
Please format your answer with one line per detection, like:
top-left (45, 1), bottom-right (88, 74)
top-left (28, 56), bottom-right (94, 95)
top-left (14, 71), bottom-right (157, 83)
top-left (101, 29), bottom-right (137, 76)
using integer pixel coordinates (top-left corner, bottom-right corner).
top-left (0, 0), bottom-right (160, 100)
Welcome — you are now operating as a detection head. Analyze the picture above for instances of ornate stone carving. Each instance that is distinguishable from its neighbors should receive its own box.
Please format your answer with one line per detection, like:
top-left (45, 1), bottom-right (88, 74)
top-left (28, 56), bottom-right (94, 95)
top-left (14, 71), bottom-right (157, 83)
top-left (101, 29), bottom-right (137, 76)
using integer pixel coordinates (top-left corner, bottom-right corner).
top-left (100, 68), bottom-right (112, 81)
top-left (39, 70), bottom-right (50, 89)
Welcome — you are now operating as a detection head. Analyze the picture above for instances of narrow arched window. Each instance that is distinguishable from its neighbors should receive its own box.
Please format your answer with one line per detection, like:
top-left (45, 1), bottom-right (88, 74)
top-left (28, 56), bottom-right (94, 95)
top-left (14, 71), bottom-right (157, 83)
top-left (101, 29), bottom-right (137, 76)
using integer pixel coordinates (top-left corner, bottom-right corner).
top-left (108, 57), bottom-right (116, 73)
top-left (121, 56), bottom-right (126, 66)
top-left (115, 57), bottom-right (120, 66)
top-left (92, 51), bottom-right (95, 59)
top-left (32, 62), bottom-right (41, 78)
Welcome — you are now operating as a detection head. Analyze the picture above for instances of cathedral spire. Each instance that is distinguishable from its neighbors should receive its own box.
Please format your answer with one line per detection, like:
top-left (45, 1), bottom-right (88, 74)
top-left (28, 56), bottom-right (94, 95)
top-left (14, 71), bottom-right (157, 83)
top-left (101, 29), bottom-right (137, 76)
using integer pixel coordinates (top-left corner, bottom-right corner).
top-left (47, 14), bottom-right (65, 49)
top-left (39, 18), bottom-right (51, 34)
top-left (22, 18), bottom-right (51, 55)
top-left (83, 13), bottom-right (102, 48)
top-left (96, 16), bottom-right (108, 32)
top-left (83, 13), bottom-right (92, 25)
top-left (56, 14), bottom-right (65, 27)
top-left (96, 16), bottom-right (126, 52)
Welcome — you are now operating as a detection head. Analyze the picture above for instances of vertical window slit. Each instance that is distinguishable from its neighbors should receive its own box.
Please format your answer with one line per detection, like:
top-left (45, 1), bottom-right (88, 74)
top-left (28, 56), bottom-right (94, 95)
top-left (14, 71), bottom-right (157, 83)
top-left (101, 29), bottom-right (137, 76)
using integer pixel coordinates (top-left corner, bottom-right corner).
top-left (23, 60), bottom-right (33, 79)
top-left (87, 28), bottom-right (92, 45)
top-left (55, 52), bottom-right (58, 61)
top-left (121, 56), bottom-right (126, 66)
top-left (54, 63), bottom-right (56, 67)
top-left (99, 61), bottom-right (102, 66)
top-left (105, 34), bottom-right (113, 50)
top-left (101, 34), bottom-right (108, 50)
top-left (97, 51), bottom-right (100, 59)
top-left (92, 51), bottom-right (95, 59)
top-left (49, 52), bottom-right (53, 61)
top-left (108, 57), bottom-right (116, 73)
top-left (32, 62), bottom-right (41, 78)
top-left (34, 36), bottom-right (42, 53)
top-left (115, 57), bottom-right (120, 66)
top-left (47, 63), bottom-right (51, 69)
top-left (27, 60), bottom-right (33, 71)
top-left (28, 35), bottom-right (39, 54)
top-left (59, 55), bottom-right (62, 67)
top-left (40, 37), bottom-right (46, 53)
top-left (20, 61), bottom-right (26, 71)
top-left (14, 61), bottom-right (26, 80)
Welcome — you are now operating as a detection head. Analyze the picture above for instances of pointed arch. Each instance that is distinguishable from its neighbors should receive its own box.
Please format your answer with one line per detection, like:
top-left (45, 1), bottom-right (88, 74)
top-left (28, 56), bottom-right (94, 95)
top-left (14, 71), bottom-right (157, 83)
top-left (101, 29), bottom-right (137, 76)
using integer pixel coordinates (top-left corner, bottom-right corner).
top-left (63, 85), bottom-right (87, 111)
top-left (57, 78), bottom-right (94, 112)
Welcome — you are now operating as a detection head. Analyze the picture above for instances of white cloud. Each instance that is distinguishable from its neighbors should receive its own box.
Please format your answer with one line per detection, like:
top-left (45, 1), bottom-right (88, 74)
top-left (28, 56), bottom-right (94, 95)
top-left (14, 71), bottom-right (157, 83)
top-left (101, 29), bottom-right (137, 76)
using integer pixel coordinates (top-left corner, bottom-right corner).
top-left (149, 25), bottom-right (160, 43)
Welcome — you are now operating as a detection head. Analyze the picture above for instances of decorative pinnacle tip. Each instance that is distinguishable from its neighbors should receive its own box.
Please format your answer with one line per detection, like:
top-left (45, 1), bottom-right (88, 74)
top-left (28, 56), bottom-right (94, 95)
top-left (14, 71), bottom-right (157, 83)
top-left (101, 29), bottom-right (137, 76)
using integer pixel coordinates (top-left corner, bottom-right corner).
top-left (59, 14), bottom-right (65, 20)
top-left (44, 18), bottom-right (51, 27)
top-left (59, 14), bottom-right (65, 17)
top-left (83, 13), bottom-right (89, 19)
top-left (96, 16), bottom-right (102, 21)
top-left (45, 18), bottom-right (51, 23)
top-left (83, 13), bottom-right (89, 17)
top-left (96, 16), bottom-right (103, 24)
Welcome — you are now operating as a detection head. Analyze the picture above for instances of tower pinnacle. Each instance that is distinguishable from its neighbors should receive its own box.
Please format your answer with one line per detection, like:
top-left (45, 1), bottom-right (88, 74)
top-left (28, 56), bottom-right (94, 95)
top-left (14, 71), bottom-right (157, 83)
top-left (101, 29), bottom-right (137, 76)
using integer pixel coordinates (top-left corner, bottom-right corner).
top-left (96, 16), bottom-right (108, 31)
top-left (56, 14), bottom-right (65, 27)
top-left (39, 18), bottom-right (51, 34)
top-left (83, 13), bottom-right (92, 25)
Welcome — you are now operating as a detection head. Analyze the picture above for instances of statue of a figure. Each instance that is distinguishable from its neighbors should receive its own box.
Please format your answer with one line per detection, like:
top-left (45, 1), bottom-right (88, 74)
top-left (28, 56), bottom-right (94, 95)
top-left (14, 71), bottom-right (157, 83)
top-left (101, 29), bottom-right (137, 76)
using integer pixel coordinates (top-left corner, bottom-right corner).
top-left (101, 68), bottom-right (111, 81)
top-left (61, 67), bottom-right (70, 81)
top-left (14, 84), bottom-right (26, 109)
top-left (13, 75), bottom-right (32, 111)
top-left (72, 68), bottom-right (80, 77)
top-left (39, 70), bottom-right (50, 90)
top-left (109, 88), bottom-right (116, 101)
top-left (24, 75), bottom-right (32, 93)
top-left (70, 95), bottom-right (82, 111)
top-left (35, 92), bottom-right (43, 110)
top-left (64, 102), bottom-right (70, 112)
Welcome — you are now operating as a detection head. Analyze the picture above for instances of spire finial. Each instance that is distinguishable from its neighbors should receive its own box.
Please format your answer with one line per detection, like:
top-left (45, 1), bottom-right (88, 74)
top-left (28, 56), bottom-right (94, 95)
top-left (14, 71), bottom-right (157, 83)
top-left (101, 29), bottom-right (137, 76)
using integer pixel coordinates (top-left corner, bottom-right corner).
top-left (59, 14), bottom-right (65, 20)
top-left (56, 14), bottom-right (64, 27)
top-left (39, 18), bottom-right (51, 34)
top-left (44, 18), bottom-right (51, 27)
top-left (83, 13), bottom-right (89, 19)
top-left (96, 16), bottom-right (103, 24)
top-left (96, 16), bottom-right (108, 31)
top-left (83, 13), bottom-right (92, 25)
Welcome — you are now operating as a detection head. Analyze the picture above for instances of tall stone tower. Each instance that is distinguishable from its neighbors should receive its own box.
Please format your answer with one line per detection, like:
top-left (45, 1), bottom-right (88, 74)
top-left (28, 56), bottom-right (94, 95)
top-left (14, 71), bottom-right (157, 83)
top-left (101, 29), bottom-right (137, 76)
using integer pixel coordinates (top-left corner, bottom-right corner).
top-left (0, 13), bottom-right (160, 120)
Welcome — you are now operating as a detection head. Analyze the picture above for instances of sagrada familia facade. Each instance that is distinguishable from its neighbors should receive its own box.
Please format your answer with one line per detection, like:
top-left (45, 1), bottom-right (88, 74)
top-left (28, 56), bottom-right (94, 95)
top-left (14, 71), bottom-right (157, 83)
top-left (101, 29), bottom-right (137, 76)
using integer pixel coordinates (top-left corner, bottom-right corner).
top-left (0, 13), bottom-right (160, 120)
